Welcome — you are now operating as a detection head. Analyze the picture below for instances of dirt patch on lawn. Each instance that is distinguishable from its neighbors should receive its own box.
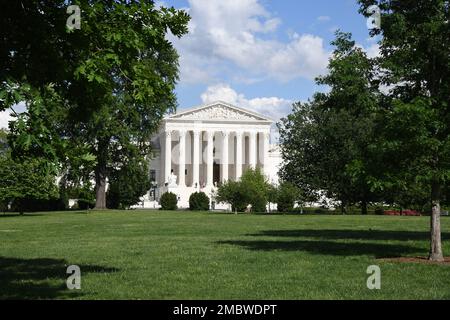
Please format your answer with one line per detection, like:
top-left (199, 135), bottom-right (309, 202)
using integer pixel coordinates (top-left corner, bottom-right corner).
top-left (378, 256), bottom-right (450, 265)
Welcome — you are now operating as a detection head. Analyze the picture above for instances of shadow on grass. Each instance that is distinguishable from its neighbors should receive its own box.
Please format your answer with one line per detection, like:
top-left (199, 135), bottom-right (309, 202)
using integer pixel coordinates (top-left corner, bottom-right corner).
top-left (0, 211), bottom-right (93, 218)
top-left (0, 213), bottom-right (46, 218)
top-left (247, 229), bottom-right (450, 241)
top-left (0, 256), bottom-right (119, 299)
top-left (217, 239), bottom-right (422, 258)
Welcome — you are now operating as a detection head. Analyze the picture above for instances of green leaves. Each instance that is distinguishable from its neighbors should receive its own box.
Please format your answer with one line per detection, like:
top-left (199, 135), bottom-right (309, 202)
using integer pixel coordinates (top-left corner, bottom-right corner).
top-left (80, 152), bottom-right (96, 163)
top-left (216, 168), bottom-right (271, 213)
top-left (280, 31), bottom-right (380, 209)
top-left (1, 1), bottom-right (190, 207)
top-left (0, 80), bottom-right (31, 112)
top-left (0, 155), bottom-right (59, 203)
top-left (106, 155), bottom-right (150, 209)
top-left (358, 0), bottom-right (450, 191)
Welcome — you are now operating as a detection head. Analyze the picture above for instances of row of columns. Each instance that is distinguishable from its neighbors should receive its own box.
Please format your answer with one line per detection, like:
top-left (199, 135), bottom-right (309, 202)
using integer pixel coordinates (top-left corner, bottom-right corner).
top-left (164, 130), bottom-right (269, 188)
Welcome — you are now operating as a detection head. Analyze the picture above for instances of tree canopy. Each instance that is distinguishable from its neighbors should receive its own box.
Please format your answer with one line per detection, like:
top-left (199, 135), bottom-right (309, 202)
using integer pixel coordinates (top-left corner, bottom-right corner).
top-left (279, 31), bottom-right (381, 214)
top-left (1, 1), bottom-right (190, 209)
top-left (216, 168), bottom-right (271, 213)
top-left (358, 0), bottom-right (450, 261)
top-left (280, 1), bottom-right (449, 261)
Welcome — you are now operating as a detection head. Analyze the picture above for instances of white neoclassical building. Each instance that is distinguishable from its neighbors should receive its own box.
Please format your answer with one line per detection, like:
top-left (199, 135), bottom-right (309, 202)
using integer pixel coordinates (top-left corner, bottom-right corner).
top-left (136, 101), bottom-right (282, 209)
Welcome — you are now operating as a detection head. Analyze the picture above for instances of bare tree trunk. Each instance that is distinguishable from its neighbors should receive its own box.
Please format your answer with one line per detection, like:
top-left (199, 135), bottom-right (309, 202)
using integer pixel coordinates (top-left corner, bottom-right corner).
top-left (429, 182), bottom-right (444, 261)
top-left (94, 139), bottom-right (108, 210)
top-left (94, 166), bottom-right (107, 209)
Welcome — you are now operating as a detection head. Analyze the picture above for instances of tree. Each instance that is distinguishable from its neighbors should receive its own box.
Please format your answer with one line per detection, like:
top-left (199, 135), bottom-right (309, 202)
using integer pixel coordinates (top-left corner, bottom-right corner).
top-left (0, 129), bottom-right (7, 154)
top-left (67, 1), bottom-right (189, 209)
top-left (0, 155), bottom-right (59, 214)
top-left (106, 156), bottom-right (151, 209)
top-left (266, 184), bottom-right (278, 213)
top-left (276, 182), bottom-right (300, 213)
top-left (279, 32), bottom-right (381, 214)
top-left (358, 0), bottom-right (450, 261)
top-left (216, 168), bottom-right (270, 213)
top-left (216, 180), bottom-right (249, 214)
top-left (1, 1), bottom-right (190, 210)
top-left (0, 124), bottom-right (60, 213)
top-left (240, 167), bottom-right (271, 213)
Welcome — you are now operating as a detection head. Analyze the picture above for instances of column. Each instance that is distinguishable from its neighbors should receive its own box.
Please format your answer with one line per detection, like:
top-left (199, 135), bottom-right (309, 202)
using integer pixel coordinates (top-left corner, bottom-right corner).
top-left (235, 131), bottom-right (243, 180)
top-left (249, 131), bottom-right (257, 169)
top-left (262, 131), bottom-right (270, 176)
top-left (221, 131), bottom-right (229, 183)
top-left (164, 130), bottom-right (172, 184)
top-left (206, 131), bottom-right (214, 187)
top-left (193, 130), bottom-right (200, 188)
top-left (178, 130), bottom-right (186, 187)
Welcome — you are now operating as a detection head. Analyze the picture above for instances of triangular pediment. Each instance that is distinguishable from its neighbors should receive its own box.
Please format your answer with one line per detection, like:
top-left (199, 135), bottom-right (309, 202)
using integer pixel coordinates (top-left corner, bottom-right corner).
top-left (166, 101), bottom-right (273, 122)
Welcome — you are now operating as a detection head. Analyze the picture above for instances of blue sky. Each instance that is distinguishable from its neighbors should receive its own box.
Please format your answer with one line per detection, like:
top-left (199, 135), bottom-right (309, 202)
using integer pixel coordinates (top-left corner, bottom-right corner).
top-left (166, 0), bottom-right (380, 120)
top-left (0, 0), bottom-right (380, 128)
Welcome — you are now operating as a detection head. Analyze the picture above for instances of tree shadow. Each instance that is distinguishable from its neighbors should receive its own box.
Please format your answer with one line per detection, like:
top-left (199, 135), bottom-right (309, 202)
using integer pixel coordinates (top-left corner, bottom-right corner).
top-left (246, 229), bottom-right (450, 241)
top-left (0, 213), bottom-right (45, 218)
top-left (217, 239), bottom-right (422, 258)
top-left (0, 256), bottom-right (119, 299)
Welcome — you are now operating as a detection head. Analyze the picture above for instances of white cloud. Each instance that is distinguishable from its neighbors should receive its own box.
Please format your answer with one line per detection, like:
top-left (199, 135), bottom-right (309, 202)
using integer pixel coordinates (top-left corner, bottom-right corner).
top-left (317, 16), bottom-right (331, 22)
top-left (0, 111), bottom-right (12, 129)
top-left (172, 0), bottom-right (330, 84)
top-left (0, 103), bottom-right (26, 129)
top-left (268, 34), bottom-right (330, 82)
top-left (364, 43), bottom-right (380, 59)
top-left (200, 83), bottom-right (292, 121)
top-left (355, 42), bottom-right (380, 59)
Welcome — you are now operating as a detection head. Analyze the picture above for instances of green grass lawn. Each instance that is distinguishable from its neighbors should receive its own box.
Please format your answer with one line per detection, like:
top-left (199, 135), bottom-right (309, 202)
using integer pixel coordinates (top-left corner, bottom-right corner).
top-left (0, 210), bottom-right (449, 299)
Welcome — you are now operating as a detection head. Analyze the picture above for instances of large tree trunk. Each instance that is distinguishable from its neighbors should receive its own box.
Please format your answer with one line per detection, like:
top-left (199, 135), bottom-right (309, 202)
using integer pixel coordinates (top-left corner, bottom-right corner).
top-left (94, 165), bottom-right (107, 209)
top-left (429, 182), bottom-right (444, 261)
top-left (94, 140), bottom-right (109, 210)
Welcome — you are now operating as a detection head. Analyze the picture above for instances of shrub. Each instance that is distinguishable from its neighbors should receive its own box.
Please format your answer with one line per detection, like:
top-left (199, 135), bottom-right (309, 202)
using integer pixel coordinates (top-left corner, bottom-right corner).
top-left (216, 180), bottom-right (249, 213)
top-left (107, 157), bottom-right (151, 209)
top-left (276, 182), bottom-right (299, 213)
top-left (78, 199), bottom-right (95, 210)
top-left (402, 209), bottom-right (421, 216)
top-left (189, 192), bottom-right (210, 211)
top-left (221, 182), bottom-right (242, 212)
top-left (421, 203), bottom-right (432, 215)
top-left (374, 207), bottom-right (384, 215)
top-left (0, 200), bottom-right (7, 212)
top-left (0, 156), bottom-right (59, 213)
top-left (291, 207), bottom-right (304, 214)
top-left (383, 209), bottom-right (420, 216)
top-left (384, 210), bottom-right (420, 217)
top-left (250, 193), bottom-right (267, 213)
top-left (49, 189), bottom-right (69, 211)
top-left (9, 195), bottom-right (68, 212)
top-left (384, 210), bottom-right (400, 216)
top-left (106, 188), bottom-right (120, 209)
top-left (314, 208), bottom-right (328, 214)
top-left (216, 168), bottom-right (271, 213)
top-left (78, 188), bottom-right (95, 210)
top-left (160, 192), bottom-right (178, 210)
top-left (240, 168), bottom-right (270, 213)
